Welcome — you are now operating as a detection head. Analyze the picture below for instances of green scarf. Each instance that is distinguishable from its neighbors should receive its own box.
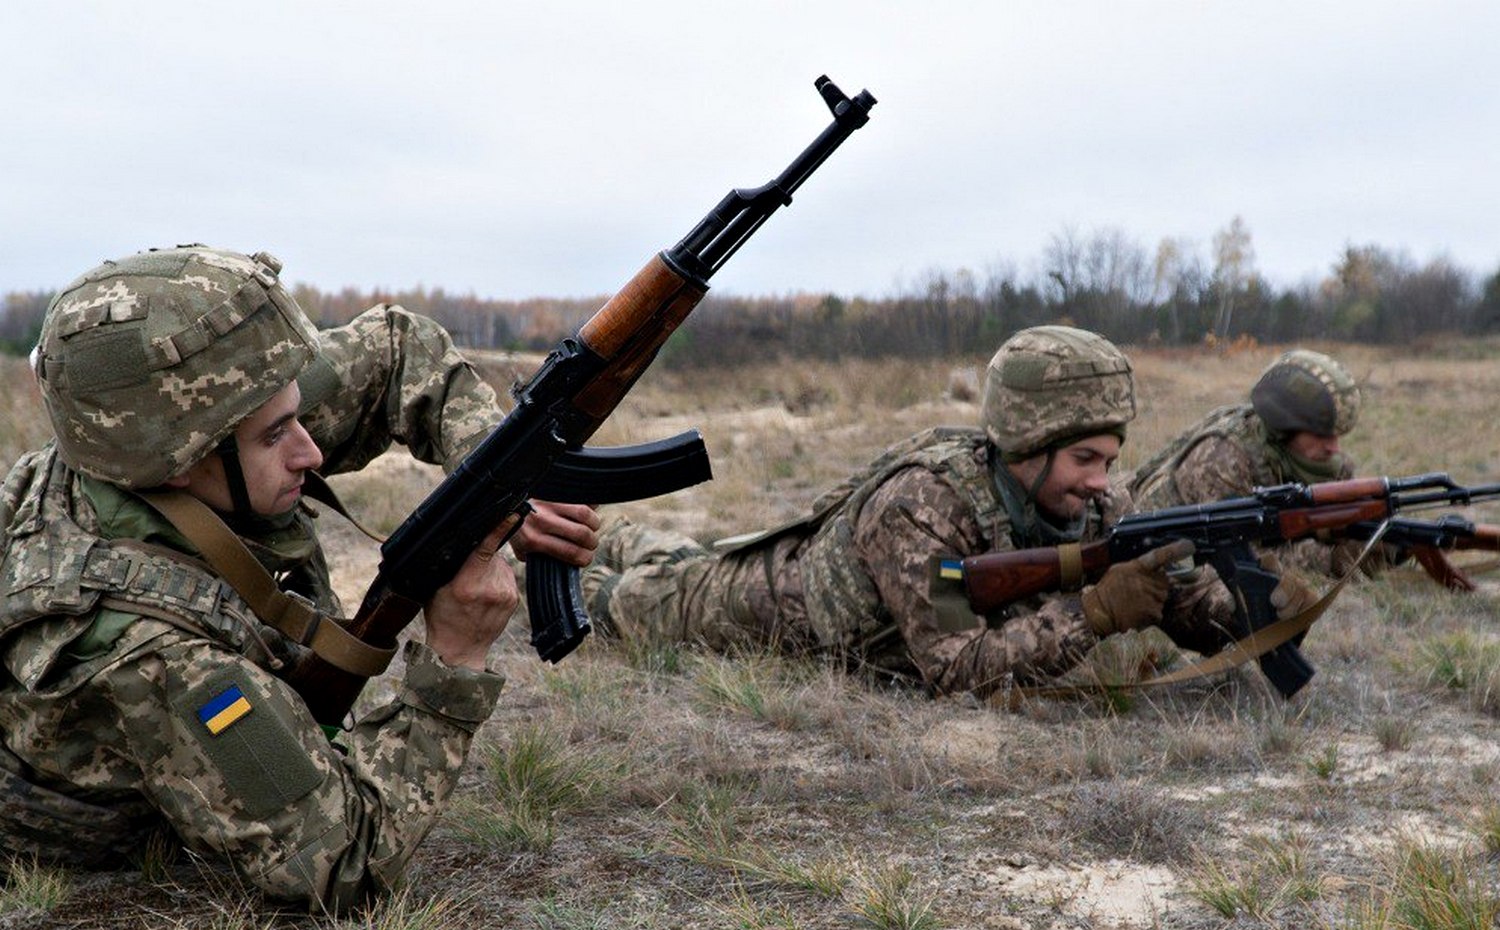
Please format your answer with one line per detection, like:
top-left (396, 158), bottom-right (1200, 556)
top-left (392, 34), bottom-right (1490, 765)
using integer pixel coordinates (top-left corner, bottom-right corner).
top-left (1246, 412), bottom-right (1345, 485)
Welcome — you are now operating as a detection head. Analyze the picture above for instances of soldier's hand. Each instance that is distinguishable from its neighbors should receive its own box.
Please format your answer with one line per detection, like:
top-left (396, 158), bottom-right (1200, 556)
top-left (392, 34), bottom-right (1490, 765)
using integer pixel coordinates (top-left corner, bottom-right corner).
top-left (424, 518), bottom-right (522, 670)
top-left (1259, 552), bottom-right (1320, 621)
top-left (509, 500), bottom-right (601, 567)
top-left (1082, 539), bottom-right (1196, 636)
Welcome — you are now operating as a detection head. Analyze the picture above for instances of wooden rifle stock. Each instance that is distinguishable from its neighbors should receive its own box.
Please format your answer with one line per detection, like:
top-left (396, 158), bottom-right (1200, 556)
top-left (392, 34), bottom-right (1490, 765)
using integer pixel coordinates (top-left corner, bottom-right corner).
top-left (294, 582), bottom-right (422, 727)
top-left (1412, 547), bottom-right (1476, 592)
top-left (962, 540), bottom-right (1112, 615)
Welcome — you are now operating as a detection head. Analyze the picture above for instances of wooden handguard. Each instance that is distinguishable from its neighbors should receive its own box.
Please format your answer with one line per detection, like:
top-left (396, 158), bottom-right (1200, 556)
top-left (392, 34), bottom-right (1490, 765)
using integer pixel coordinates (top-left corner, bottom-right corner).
top-left (1454, 523), bottom-right (1500, 551)
top-left (1277, 500), bottom-right (1392, 539)
top-left (572, 255), bottom-right (707, 421)
top-left (1305, 477), bottom-right (1390, 504)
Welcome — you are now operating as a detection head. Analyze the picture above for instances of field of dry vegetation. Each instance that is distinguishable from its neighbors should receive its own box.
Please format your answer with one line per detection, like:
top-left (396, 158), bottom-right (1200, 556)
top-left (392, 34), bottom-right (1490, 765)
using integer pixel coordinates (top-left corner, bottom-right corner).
top-left (7, 337), bottom-right (1500, 929)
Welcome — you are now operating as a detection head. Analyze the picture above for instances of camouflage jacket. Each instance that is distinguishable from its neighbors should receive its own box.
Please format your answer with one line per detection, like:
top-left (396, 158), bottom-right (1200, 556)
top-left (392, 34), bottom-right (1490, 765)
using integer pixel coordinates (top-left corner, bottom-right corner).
top-left (1128, 403), bottom-right (1358, 577)
top-left (772, 428), bottom-right (1128, 697)
top-left (0, 305), bottom-right (506, 911)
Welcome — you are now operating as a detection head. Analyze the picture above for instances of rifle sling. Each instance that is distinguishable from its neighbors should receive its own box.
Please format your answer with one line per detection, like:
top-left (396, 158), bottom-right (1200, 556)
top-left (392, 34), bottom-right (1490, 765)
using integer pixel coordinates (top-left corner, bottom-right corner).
top-left (300, 471), bottom-right (387, 544)
top-left (996, 529), bottom-right (1387, 708)
top-left (136, 489), bottom-right (395, 679)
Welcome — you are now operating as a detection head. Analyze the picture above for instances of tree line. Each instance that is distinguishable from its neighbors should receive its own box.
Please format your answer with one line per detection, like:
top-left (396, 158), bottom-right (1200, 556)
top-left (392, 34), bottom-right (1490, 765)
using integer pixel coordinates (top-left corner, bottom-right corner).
top-left (6, 220), bottom-right (1500, 366)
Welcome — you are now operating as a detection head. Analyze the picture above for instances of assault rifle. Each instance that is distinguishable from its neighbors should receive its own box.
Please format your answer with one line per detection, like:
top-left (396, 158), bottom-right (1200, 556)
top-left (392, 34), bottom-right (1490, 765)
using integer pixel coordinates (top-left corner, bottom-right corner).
top-left (1341, 515), bottom-right (1500, 592)
top-left (954, 473), bottom-right (1500, 698)
top-left (291, 75), bottom-right (877, 726)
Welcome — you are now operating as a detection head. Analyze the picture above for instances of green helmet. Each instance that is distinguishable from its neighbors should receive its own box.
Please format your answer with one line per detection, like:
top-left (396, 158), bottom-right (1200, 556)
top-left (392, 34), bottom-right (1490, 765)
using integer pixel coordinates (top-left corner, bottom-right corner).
top-left (1250, 349), bottom-right (1360, 437)
top-left (33, 245), bottom-right (320, 489)
top-left (982, 325), bottom-right (1136, 461)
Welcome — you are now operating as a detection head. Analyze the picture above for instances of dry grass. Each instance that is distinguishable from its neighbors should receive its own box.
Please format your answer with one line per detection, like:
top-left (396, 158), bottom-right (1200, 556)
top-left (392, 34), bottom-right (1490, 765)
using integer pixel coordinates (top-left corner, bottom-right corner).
top-left (8, 336), bottom-right (1500, 929)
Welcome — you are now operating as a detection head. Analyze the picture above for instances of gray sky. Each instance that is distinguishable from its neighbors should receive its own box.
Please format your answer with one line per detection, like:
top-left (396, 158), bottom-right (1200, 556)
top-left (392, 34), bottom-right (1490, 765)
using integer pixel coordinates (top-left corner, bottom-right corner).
top-left (4, 1), bottom-right (1498, 301)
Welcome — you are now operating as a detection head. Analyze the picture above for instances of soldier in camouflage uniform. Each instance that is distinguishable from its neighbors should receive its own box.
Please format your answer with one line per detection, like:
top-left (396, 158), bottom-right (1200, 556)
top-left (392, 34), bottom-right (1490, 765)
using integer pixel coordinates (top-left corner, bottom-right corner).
top-left (1128, 349), bottom-right (1382, 579)
top-left (0, 246), bottom-right (597, 911)
top-left (582, 325), bottom-right (1276, 699)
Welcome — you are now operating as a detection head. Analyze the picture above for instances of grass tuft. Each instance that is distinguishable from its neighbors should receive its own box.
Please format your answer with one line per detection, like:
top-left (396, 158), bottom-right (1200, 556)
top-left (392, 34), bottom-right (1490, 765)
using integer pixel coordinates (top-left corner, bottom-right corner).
top-left (846, 864), bottom-right (939, 930)
top-left (1417, 632), bottom-right (1500, 691)
top-left (327, 887), bottom-right (476, 930)
top-left (1308, 743), bottom-right (1340, 781)
top-left (693, 654), bottom-right (815, 731)
top-left (1373, 714), bottom-right (1415, 752)
top-left (0, 855), bottom-right (71, 916)
top-left (1055, 781), bottom-right (1207, 864)
top-left (448, 725), bottom-right (628, 854)
top-left (1343, 839), bottom-right (1500, 929)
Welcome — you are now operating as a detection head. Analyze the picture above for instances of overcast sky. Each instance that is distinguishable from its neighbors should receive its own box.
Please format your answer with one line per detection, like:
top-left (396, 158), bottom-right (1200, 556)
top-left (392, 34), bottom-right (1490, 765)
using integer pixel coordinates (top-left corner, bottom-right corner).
top-left (4, 1), bottom-right (1498, 302)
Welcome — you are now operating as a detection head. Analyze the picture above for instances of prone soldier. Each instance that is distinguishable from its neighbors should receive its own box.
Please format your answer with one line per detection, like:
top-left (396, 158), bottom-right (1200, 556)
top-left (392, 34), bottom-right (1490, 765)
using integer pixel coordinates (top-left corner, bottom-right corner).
top-left (582, 326), bottom-right (1309, 699)
top-left (1128, 348), bottom-right (1391, 578)
top-left (0, 246), bottom-right (597, 910)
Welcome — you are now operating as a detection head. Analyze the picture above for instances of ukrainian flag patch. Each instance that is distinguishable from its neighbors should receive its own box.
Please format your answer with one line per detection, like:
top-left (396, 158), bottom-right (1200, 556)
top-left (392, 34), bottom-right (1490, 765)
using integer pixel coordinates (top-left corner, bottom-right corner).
top-left (938, 558), bottom-right (964, 581)
top-left (198, 684), bottom-right (253, 735)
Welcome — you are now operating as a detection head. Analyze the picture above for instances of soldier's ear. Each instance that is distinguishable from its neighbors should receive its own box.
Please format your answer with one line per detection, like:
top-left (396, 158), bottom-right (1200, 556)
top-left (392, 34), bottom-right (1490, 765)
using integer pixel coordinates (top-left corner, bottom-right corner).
top-left (163, 473), bottom-right (191, 489)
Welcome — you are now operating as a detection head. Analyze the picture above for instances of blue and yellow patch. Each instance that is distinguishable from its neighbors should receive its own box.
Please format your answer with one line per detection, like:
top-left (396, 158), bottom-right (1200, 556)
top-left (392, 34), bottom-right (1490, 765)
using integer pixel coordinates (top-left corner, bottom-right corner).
top-left (197, 684), bottom-right (253, 735)
top-left (937, 558), bottom-right (964, 581)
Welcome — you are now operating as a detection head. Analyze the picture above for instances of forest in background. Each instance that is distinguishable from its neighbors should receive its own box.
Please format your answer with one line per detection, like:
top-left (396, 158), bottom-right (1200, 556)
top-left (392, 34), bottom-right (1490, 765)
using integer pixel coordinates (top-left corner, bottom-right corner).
top-left (7, 221), bottom-right (1500, 365)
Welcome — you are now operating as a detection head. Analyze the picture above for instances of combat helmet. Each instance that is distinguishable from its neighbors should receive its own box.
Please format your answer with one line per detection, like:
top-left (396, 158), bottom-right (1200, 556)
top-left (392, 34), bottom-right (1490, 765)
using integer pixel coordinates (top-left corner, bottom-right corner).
top-left (1249, 349), bottom-right (1360, 438)
top-left (33, 245), bottom-right (320, 489)
top-left (982, 325), bottom-right (1136, 461)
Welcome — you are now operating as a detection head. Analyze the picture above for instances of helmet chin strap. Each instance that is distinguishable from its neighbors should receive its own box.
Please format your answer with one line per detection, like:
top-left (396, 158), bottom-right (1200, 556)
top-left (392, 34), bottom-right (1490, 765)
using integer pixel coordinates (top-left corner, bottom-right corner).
top-left (215, 436), bottom-right (255, 517)
top-left (1026, 447), bottom-right (1057, 509)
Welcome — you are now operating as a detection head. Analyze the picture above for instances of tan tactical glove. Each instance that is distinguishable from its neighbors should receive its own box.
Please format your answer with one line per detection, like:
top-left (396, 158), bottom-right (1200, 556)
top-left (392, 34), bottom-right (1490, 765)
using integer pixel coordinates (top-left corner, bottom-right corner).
top-left (1260, 552), bottom-right (1320, 621)
top-left (1082, 539), bottom-right (1196, 636)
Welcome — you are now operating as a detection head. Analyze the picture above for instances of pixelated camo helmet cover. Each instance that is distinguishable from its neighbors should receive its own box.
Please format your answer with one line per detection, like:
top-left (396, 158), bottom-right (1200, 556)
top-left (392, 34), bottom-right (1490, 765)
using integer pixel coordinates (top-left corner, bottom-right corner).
top-left (1249, 348), bottom-right (1360, 437)
top-left (34, 245), bottom-right (320, 489)
top-left (982, 325), bottom-right (1136, 460)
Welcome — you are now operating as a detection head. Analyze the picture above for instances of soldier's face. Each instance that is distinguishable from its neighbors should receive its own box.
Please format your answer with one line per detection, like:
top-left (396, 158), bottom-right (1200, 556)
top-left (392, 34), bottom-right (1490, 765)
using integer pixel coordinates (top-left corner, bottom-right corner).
top-left (168, 382), bottom-right (324, 515)
top-left (1285, 430), bottom-right (1340, 462)
top-left (1009, 434), bottom-right (1121, 522)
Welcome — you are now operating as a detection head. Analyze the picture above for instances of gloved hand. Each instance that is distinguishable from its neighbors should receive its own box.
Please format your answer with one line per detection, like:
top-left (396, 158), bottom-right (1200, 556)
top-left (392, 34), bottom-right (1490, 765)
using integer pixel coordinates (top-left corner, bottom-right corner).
top-left (1082, 539), bottom-right (1196, 636)
top-left (1259, 552), bottom-right (1319, 621)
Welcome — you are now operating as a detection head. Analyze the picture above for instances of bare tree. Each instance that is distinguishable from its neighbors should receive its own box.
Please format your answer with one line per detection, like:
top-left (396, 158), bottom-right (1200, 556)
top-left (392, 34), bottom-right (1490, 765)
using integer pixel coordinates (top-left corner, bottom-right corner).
top-left (1042, 225), bottom-right (1152, 336)
top-left (1153, 237), bottom-right (1205, 344)
top-left (1212, 216), bottom-right (1255, 338)
top-left (1042, 226), bottom-right (1086, 313)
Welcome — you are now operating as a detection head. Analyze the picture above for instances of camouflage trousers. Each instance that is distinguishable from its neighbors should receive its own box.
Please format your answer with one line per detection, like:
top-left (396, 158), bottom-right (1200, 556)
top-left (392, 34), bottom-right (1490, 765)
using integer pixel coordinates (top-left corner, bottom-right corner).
top-left (582, 521), bottom-right (806, 651)
top-left (0, 741), bottom-right (151, 868)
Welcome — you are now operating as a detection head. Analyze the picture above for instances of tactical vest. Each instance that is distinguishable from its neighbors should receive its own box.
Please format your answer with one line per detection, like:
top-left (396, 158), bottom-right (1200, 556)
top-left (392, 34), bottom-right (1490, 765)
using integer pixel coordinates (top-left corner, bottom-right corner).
top-left (792, 427), bottom-right (1010, 651)
top-left (1128, 405), bottom-right (1283, 510)
top-left (0, 448), bottom-right (301, 688)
